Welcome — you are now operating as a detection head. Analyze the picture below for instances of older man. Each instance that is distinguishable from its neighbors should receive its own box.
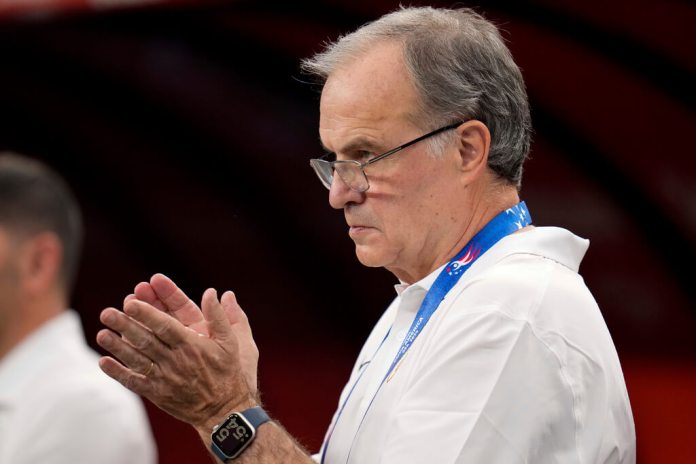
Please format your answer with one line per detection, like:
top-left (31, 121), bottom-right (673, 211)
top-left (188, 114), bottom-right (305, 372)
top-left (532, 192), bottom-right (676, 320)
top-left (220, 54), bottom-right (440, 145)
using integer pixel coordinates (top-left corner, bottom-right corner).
top-left (97, 7), bottom-right (635, 464)
top-left (0, 154), bottom-right (156, 463)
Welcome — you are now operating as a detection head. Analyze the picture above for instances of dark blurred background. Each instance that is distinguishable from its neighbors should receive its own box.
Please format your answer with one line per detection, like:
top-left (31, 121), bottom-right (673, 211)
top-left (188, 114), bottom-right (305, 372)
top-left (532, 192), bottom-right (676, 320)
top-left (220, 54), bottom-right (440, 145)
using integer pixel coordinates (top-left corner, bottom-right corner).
top-left (0, 0), bottom-right (693, 462)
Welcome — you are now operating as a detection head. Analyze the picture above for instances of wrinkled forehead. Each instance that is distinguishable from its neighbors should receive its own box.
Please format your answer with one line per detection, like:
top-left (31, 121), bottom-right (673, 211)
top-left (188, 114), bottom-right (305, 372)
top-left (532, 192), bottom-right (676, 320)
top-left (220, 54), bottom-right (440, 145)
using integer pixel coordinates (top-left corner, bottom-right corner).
top-left (318, 41), bottom-right (422, 143)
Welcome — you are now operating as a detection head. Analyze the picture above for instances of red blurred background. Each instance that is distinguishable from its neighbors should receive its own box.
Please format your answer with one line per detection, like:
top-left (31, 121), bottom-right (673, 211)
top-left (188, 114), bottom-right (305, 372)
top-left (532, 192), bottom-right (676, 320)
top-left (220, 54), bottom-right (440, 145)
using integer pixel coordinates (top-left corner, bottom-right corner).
top-left (0, 0), bottom-right (693, 462)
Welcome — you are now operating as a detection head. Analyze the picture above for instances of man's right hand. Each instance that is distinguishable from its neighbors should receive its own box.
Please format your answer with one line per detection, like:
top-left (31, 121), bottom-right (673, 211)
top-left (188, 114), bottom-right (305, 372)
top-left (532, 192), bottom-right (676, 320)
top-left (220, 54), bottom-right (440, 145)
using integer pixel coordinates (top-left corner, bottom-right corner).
top-left (124, 274), bottom-right (259, 395)
top-left (101, 276), bottom-right (313, 464)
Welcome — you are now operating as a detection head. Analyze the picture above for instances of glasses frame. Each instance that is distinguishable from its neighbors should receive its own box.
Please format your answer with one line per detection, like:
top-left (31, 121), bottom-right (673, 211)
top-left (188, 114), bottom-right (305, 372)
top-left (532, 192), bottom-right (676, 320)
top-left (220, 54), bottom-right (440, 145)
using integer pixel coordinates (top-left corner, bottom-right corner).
top-left (309, 121), bottom-right (463, 192)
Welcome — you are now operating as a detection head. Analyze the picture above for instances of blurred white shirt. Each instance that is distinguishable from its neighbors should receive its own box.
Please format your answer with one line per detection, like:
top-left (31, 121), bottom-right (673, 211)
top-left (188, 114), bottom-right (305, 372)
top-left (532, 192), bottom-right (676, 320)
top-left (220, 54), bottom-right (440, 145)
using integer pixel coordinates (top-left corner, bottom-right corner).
top-left (316, 227), bottom-right (635, 464)
top-left (0, 310), bottom-right (157, 464)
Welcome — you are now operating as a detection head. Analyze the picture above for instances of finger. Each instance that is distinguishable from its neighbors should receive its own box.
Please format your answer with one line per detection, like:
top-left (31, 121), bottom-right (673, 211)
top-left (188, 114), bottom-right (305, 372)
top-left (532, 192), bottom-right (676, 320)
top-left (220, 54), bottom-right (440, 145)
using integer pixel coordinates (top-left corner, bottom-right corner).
top-left (201, 288), bottom-right (234, 342)
top-left (120, 295), bottom-right (148, 346)
top-left (96, 328), bottom-right (156, 375)
top-left (221, 291), bottom-right (254, 340)
top-left (124, 299), bottom-right (190, 347)
top-left (220, 291), bottom-right (248, 325)
top-left (133, 282), bottom-right (166, 312)
top-left (98, 356), bottom-right (152, 397)
top-left (124, 293), bottom-right (136, 307)
top-left (100, 307), bottom-right (169, 361)
top-left (150, 273), bottom-right (203, 326)
top-left (221, 290), bottom-right (255, 349)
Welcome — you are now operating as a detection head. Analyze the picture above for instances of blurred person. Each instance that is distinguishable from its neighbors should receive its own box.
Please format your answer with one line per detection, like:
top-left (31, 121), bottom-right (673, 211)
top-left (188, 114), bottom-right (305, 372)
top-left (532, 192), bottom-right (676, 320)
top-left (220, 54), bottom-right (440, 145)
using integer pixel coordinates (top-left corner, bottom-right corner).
top-left (96, 6), bottom-right (635, 464)
top-left (0, 153), bottom-right (156, 463)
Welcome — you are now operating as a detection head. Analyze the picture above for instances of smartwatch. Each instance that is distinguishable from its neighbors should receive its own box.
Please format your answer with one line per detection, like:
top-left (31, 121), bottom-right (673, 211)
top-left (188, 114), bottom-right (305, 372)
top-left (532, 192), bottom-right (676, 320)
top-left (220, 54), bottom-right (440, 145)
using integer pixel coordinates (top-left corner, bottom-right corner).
top-left (210, 406), bottom-right (270, 461)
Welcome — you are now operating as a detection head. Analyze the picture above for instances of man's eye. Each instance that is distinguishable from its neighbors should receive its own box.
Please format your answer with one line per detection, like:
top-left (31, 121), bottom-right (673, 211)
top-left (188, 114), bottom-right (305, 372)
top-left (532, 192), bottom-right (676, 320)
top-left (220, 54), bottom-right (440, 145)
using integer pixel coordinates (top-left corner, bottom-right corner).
top-left (357, 151), bottom-right (377, 161)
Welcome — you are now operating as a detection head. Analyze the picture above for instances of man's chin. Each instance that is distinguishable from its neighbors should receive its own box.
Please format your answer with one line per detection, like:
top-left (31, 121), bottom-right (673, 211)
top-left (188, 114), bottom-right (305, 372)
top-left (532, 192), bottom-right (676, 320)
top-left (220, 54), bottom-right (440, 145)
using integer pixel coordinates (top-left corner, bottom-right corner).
top-left (354, 245), bottom-right (390, 268)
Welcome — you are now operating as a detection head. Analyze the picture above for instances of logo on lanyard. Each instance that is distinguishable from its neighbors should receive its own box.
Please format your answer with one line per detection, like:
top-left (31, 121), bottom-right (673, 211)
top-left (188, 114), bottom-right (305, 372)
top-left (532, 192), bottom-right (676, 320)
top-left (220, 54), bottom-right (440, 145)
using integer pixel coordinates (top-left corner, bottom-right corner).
top-left (506, 204), bottom-right (529, 229)
top-left (446, 245), bottom-right (482, 276)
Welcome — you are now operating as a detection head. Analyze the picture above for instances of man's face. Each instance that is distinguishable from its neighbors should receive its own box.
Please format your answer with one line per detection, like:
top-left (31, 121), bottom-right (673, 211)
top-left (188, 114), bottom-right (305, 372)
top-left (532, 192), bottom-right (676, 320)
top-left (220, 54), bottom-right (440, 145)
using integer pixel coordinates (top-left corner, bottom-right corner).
top-left (319, 41), bottom-right (466, 283)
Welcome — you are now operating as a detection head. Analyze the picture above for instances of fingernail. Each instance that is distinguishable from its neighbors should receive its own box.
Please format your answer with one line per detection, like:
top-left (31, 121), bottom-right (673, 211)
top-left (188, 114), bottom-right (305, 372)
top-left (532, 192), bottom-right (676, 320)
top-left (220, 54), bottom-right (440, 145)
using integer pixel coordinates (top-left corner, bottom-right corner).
top-left (100, 332), bottom-right (113, 346)
top-left (104, 313), bottom-right (115, 324)
top-left (125, 304), bottom-right (139, 316)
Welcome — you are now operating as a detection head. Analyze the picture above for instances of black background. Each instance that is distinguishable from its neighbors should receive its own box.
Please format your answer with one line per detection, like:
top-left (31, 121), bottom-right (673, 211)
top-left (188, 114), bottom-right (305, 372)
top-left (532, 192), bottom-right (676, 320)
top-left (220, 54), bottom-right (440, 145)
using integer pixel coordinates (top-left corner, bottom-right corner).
top-left (1, 1), bottom-right (694, 462)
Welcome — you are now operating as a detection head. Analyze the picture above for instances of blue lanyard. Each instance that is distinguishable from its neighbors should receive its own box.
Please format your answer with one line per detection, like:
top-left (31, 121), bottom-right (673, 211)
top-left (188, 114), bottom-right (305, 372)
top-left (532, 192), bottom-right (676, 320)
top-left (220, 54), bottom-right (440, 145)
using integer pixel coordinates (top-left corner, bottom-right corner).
top-left (321, 202), bottom-right (532, 464)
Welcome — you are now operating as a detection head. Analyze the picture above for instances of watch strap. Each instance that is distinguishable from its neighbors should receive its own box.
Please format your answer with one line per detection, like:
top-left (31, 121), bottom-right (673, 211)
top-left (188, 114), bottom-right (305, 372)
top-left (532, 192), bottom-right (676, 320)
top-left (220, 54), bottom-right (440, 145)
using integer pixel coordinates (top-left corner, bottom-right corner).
top-left (211, 439), bottom-right (230, 462)
top-left (242, 406), bottom-right (270, 428)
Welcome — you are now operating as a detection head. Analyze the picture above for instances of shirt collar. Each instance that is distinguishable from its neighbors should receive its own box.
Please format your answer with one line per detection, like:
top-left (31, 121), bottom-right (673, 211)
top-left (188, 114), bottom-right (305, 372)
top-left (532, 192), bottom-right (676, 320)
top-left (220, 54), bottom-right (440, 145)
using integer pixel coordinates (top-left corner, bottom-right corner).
top-left (393, 262), bottom-right (446, 297)
top-left (392, 226), bottom-right (588, 297)
top-left (474, 226), bottom-right (589, 273)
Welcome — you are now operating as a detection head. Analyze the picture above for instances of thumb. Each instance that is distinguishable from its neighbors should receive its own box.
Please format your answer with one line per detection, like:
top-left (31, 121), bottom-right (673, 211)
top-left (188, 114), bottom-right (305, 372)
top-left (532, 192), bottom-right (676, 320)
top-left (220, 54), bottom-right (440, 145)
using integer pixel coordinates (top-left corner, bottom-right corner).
top-left (220, 291), bottom-right (247, 325)
top-left (221, 290), bottom-right (255, 338)
top-left (201, 288), bottom-right (233, 342)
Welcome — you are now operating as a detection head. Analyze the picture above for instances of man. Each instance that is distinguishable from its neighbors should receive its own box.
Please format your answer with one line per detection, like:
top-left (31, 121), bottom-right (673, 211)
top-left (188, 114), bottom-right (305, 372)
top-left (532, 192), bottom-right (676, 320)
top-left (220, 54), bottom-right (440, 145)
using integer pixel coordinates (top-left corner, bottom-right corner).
top-left (0, 153), bottom-right (157, 463)
top-left (96, 7), bottom-right (636, 463)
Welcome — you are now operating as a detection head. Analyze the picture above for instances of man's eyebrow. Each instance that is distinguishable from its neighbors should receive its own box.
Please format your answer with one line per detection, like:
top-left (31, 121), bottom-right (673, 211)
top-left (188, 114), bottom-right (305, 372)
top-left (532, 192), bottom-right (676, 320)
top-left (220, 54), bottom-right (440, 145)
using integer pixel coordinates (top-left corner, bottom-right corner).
top-left (321, 137), bottom-right (384, 155)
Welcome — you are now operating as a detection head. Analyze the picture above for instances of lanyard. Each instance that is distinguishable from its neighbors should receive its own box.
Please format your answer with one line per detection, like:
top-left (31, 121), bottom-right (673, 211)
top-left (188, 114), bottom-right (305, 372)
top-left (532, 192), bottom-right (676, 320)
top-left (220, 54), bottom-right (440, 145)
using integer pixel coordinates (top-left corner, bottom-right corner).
top-left (322, 202), bottom-right (532, 464)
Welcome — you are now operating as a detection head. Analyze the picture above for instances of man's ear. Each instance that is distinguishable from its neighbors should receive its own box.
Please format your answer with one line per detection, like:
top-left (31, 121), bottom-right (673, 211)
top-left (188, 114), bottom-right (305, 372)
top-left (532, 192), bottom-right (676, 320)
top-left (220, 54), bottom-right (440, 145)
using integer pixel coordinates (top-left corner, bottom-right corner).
top-left (17, 231), bottom-right (63, 295)
top-left (455, 120), bottom-right (491, 181)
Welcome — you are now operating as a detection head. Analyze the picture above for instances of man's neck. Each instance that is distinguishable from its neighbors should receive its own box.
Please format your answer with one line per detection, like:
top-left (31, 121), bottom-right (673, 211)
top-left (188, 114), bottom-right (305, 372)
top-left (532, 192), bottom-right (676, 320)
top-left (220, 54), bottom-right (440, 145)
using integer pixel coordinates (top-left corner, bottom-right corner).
top-left (391, 183), bottom-right (520, 285)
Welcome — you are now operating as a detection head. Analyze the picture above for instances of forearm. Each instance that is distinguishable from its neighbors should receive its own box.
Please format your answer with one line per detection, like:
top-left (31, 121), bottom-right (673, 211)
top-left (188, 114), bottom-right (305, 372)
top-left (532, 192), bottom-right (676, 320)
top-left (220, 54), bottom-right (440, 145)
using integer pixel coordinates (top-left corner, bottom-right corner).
top-left (196, 414), bottom-right (314, 464)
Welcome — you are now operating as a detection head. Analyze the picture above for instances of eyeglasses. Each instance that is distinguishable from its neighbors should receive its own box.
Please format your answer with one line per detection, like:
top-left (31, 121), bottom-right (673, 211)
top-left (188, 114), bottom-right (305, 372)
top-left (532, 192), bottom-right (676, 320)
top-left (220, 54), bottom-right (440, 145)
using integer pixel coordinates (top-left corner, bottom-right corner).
top-left (309, 121), bottom-right (463, 192)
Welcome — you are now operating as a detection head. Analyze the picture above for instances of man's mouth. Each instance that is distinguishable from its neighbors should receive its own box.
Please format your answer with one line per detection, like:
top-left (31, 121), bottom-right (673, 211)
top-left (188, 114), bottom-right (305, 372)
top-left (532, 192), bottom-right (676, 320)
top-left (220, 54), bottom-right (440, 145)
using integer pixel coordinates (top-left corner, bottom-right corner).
top-left (348, 225), bottom-right (373, 237)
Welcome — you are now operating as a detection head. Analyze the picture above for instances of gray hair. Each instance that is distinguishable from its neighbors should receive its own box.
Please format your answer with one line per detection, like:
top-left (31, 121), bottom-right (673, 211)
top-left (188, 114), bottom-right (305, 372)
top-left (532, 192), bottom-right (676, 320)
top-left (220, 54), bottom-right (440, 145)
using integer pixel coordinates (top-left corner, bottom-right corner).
top-left (0, 153), bottom-right (83, 293)
top-left (301, 6), bottom-right (532, 188)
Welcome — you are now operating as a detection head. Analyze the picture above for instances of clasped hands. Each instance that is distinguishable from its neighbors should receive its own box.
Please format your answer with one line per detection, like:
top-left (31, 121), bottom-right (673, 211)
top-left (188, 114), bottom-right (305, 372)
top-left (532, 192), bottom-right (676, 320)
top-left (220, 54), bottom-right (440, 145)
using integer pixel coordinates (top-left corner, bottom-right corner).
top-left (96, 273), bottom-right (259, 432)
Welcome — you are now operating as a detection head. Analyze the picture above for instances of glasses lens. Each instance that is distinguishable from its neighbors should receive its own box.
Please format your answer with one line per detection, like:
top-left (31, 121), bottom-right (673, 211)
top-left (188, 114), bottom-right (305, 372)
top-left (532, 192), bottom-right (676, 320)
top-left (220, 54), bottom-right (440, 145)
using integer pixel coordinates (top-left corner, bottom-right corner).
top-left (309, 159), bottom-right (369, 192)
top-left (309, 159), bottom-right (334, 189)
top-left (335, 162), bottom-right (368, 192)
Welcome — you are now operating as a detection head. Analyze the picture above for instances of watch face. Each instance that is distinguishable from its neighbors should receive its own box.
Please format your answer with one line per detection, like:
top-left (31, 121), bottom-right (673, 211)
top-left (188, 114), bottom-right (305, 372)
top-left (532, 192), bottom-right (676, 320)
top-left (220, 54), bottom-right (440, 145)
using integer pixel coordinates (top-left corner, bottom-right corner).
top-left (212, 413), bottom-right (255, 459)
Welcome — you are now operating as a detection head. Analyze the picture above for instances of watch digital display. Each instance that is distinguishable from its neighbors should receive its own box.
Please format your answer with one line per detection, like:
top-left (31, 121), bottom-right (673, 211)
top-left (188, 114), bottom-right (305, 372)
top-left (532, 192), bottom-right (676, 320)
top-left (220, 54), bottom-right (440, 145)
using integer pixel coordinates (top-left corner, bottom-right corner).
top-left (211, 413), bottom-right (256, 459)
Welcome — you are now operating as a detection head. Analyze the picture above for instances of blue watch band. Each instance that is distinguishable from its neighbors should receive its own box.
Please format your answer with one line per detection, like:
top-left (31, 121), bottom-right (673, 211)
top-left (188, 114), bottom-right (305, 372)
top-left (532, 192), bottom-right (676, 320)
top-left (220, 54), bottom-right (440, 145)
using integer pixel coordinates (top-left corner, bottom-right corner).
top-left (242, 406), bottom-right (270, 428)
top-left (211, 440), bottom-right (230, 462)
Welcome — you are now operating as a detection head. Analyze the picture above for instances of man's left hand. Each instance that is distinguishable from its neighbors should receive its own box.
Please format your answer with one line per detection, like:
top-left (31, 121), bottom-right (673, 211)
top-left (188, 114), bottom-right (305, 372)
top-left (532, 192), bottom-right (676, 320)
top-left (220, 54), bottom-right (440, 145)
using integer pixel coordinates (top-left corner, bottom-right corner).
top-left (96, 288), bottom-right (257, 431)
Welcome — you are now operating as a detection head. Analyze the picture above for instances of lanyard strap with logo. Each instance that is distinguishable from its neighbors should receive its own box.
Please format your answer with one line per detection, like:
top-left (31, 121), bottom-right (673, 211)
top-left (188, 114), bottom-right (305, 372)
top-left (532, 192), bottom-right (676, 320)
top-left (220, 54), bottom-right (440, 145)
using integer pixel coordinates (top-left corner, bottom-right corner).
top-left (321, 201), bottom-right (532, 464)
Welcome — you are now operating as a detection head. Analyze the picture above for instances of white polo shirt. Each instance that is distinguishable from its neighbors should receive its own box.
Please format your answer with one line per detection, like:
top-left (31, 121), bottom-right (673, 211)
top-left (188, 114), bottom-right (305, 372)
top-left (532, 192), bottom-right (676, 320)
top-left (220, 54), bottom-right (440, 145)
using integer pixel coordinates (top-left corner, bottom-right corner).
top-left (316, 227), bottom-right (635, 464)
top-left (0, 310), bottom-right (157, 464)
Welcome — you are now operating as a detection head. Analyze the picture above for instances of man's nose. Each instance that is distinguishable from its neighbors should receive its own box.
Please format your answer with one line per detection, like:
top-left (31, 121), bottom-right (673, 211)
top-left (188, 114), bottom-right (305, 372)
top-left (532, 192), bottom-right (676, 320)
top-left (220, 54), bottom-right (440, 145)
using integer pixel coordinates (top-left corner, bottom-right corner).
top-left (328, 174), bottom-right (365, 209)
